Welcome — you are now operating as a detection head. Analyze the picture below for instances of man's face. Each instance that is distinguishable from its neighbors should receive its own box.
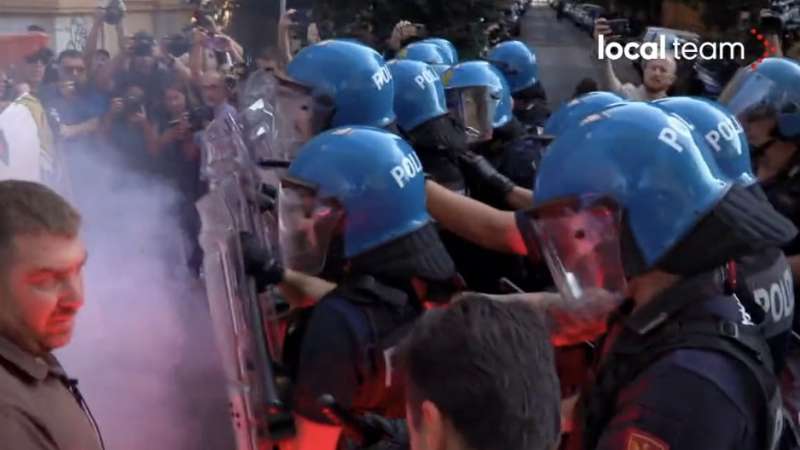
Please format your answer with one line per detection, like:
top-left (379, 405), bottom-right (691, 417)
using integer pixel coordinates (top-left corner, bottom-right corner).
top-left (743, 115), bottom-right (777, 148)
top-left (23, 59), bottom-right (46, 86)
top-left (0, 234), bottom-right (87, 354)
top-left (643, 58), bottom-right (676, 93)
top-left (201, 75), bottom-right (228, 107)
top-left (92, 51), bottom-right (110, 74)
top-left (59, 56), bottom-right (88, 87)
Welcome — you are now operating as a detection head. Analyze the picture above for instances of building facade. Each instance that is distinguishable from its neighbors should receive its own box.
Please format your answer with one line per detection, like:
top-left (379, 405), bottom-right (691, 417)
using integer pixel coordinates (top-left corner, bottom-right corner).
top-left (0, 0), bottom-right (193, 54)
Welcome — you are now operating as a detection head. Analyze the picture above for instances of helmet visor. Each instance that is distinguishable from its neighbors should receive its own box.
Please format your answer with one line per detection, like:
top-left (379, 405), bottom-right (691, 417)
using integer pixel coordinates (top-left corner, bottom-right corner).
top-left (269, 82), bottom-right (332, 162)
top-left (277, 181), bottom-right (344, 275)
top-left (719, 70), bottom-right (800, 130)
top-left (521, 195), bottom-right (628, 305)
top-left (446, 86), bottom-right (498, 143)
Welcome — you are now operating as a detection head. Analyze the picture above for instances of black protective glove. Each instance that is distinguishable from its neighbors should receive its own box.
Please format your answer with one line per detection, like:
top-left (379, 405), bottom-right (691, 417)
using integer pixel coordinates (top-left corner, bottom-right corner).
top-left (359, 414), bottom-right (409, 450)
top-left (457, 150), bottom-right (516, 196)
top-left (256, 183), bottom-right (278, 212)
top-left (240, 232), bottom-right (284, 291)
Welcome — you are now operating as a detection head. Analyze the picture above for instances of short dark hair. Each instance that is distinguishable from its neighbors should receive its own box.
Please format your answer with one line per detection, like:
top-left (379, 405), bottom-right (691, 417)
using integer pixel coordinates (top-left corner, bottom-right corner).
top-left (573, 78), bottom-right (599, 99)
top-left (57, 49), bottom-right (84, 64)
top-left (0, 181), bottom-right (81, 267)
top-left (402, 294), bottom-right (561, 450)
top-left (95, 49), bottom-right (111, 59)
top-left (27, 24), bottom-right (46, 33)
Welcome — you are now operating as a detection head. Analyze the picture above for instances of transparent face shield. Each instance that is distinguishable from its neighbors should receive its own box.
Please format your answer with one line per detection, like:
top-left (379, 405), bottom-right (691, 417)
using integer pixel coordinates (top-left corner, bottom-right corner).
top-left (269, 82), bottom-right (332, 163)
top-left (522, 195), bottom-right (628, 306)
top-left (446, 86), bottom-right (498, 143)
top-left (277, 181), bottom-right (344, 275)
top-left (719, 70), bottom-right (800, 139)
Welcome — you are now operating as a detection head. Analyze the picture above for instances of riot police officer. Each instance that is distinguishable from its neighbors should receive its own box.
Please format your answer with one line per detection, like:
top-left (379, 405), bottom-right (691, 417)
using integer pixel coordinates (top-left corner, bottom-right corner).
top-left (279, 127), bottom-right (459, 450)
top-left (387, 59), bottom-right (466, 194)
top-left (270, 39), bottom-right (397, 162)
top-left (653, 95), bottom-right (796, 371)
top-left (419, 37), bottom-right (459, 66)
top-left (487, 40), bottom-right (551, 132)
top-left (542, 91), bottom-right (624, 139)
top-left (719, 58), bottom-right (800, 272)
top-left (719, 56), bottom-right (800, 429)
top-left (395, 42), bottom-right (451, 76)
top-left (522, 101), bottom-right (797, 450)
top-left (442, 60), bottom-right (543, 193)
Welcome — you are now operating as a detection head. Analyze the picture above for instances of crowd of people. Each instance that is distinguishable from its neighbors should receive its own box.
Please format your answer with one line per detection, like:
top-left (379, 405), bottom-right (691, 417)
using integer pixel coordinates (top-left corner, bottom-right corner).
top-left (2, 2), bottom-right (800, 450)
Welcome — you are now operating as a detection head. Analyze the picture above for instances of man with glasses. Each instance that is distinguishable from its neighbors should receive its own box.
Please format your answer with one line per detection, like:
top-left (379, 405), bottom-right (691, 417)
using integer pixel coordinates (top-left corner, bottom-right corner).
top-left (40, 50), bottom-right (106, 144)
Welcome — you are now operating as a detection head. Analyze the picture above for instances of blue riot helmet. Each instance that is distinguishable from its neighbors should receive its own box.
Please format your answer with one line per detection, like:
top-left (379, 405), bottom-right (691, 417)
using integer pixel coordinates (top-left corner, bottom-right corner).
top-left (397, 42), bottom-right (450, 76)
top-left (420, 38), bottom-right (458, 65)
top-left (441, 61), bottom-right (513, 143)
top-left (387, 60), bottom-right (448, 133)
top-left (280, 127), bottom-right (452, 277)
top-left (272, 40), bottom-right (396, 161)
top-left (543, 91), bottom-right (624, 137)
top-left (719, 58), bottom-right (800, 145)
top-left (521, 102), bottom-right (796, 304)
top-left (653, 96), bottom-right (755, 187)
top-left (487, 40), bottom-right (539, 94)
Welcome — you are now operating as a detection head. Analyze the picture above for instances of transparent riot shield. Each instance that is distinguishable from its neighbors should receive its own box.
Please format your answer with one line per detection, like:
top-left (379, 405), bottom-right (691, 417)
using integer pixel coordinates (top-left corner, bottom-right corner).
top-left (197, 109), bottom-right (294, 450)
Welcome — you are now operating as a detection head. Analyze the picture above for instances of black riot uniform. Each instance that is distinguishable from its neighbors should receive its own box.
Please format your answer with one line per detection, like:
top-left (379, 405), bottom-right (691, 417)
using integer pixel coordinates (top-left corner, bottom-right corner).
top-left (736, 247), bottom-right (795, 371)
top-left (289, 226), bottom-right (460, 422)
top-left (275, 128), bottom-right (462, 432)
top-left (473, 118), bottom-right (545, 192)
top-left (449, 117), bottom-right (548, 294)
top-left (577, 270), bottom-right (783, 450)
top-left (514, 101), bottom-right (800, 450)
top-left (758, 154), bottom-right (800, 257)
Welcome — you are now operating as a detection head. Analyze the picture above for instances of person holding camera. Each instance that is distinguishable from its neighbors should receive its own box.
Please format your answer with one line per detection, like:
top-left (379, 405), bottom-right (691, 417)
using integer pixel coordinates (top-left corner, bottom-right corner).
top-left (593, 17), bottom-right (677, 101)
top-left (188, 20), bottom-right (244, 87)
top-left (101, 82), bottom-right (159, 173)
top-left (40, 50), bottom-right (105, 145)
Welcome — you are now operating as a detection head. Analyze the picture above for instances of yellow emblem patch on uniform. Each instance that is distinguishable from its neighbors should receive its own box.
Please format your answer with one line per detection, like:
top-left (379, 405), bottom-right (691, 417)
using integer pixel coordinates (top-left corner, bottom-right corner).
top-left (625, 429), bottom-right (669, 450)
top-left (397, 48), bottom-right (408, 58)
top-left (441, 69), bottom-right (454, 86)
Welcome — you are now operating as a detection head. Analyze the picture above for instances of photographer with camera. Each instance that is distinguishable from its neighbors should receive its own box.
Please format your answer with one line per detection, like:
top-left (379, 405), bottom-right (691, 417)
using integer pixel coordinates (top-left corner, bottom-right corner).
top-left (40, 50), bottom-right (106, 145)
top-left (83, 6), bottom-right (125, 93)
top-left (101, 82), bottom-right (159, 173)
top-left (593, 17), bottom-right (677, 101)
top-left (188, 13), bottom-right (244, 87)
top-left (96, 31), bottom-right (179, 111)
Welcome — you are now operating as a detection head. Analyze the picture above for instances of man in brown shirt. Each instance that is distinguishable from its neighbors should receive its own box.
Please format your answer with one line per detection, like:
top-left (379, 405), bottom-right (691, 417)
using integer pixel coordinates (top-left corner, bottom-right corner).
top-left (0, 180), bottom-right (103, 450)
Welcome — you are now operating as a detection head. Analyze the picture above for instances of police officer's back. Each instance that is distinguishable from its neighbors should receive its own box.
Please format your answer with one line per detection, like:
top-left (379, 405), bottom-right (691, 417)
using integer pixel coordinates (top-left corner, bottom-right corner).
top-left (517, 102), bottom-right (798, 450)
top-left (279, 128), bottom-right (459, 450)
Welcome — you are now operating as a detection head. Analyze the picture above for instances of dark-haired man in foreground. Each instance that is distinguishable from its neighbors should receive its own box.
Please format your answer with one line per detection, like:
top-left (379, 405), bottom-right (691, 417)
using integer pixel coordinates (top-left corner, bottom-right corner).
top-left (0, 180), bottom-right (103, 450)
top-left (401, 294), bottom-right (561, 450)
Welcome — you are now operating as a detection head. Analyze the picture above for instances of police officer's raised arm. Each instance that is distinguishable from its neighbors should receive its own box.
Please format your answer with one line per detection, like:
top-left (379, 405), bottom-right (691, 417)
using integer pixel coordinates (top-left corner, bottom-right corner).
top-left (425, 179), bottom-right (527, 255)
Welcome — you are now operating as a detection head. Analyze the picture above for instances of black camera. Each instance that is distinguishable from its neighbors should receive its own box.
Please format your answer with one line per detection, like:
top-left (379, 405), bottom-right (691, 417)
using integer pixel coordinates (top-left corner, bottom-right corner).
top-left (606, 18), bottom-right (631, 37)
top-left (123, 96), bottom-right (143, 116)
top-left (291, 9), bottom-right (313, 33)
top-left (131, 32), bottom-right (155, 56)
top-left (163, 33), bottom-right (191, 57)
top-left (104, 0), bottom-right (126, 25)
top-left (760, 11), bottom-right (783, 34)
top-left (188, 105), bottom-right (214, 131)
